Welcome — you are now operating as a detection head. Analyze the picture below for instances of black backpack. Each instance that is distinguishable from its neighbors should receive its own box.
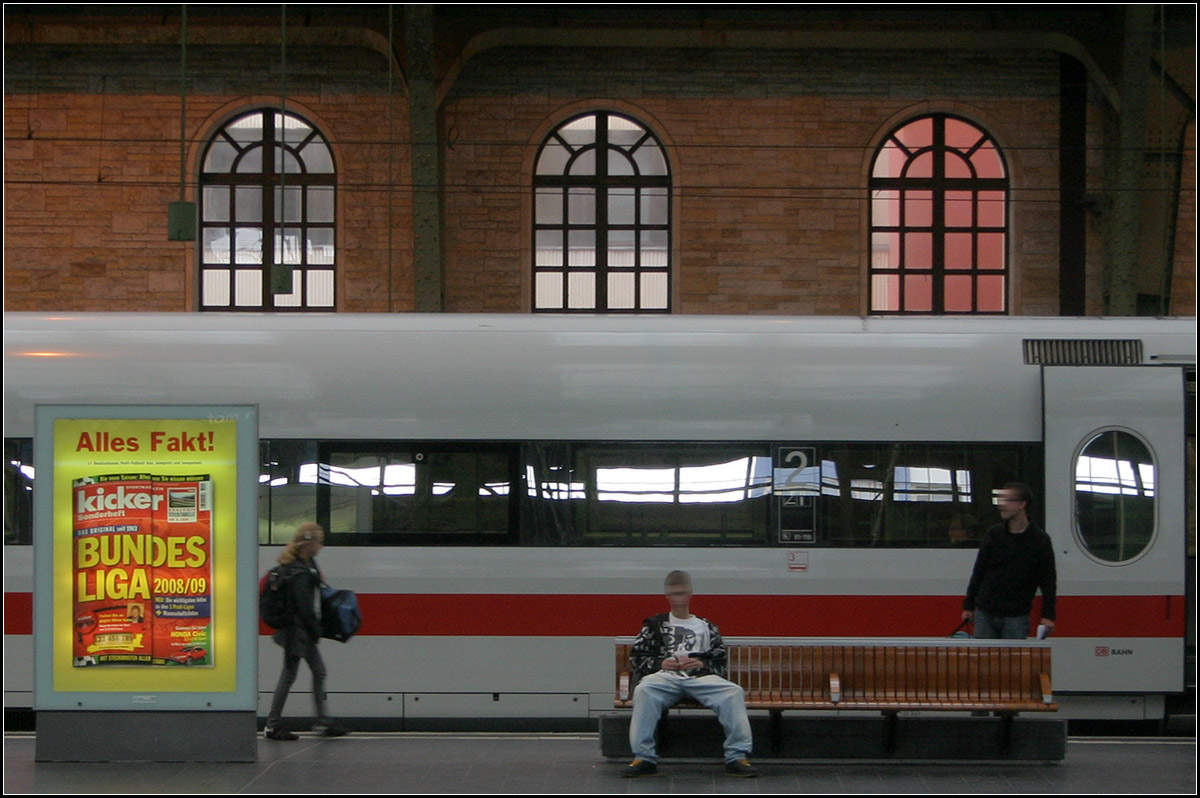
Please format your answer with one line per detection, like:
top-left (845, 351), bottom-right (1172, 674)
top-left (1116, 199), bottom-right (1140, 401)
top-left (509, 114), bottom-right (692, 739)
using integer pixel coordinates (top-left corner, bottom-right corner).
top-left (258, 565), bottom-right (293, 629)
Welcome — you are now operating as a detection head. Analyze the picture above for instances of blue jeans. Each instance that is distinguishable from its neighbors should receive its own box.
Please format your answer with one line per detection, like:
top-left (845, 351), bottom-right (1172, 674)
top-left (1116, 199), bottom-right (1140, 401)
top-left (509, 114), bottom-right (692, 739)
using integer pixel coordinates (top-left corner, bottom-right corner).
top-left (973, 607), bottom-right (1029, 639)
top-left (629, 672), bottom-right (753, 764)
top-left (267, 645), bottom-right (328, 726)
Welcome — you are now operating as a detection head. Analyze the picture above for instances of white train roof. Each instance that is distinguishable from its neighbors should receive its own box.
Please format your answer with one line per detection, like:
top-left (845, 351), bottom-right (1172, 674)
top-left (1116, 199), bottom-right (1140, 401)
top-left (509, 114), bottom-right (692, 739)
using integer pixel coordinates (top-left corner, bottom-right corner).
top-left (4, 313), bottom-right (1194, 441)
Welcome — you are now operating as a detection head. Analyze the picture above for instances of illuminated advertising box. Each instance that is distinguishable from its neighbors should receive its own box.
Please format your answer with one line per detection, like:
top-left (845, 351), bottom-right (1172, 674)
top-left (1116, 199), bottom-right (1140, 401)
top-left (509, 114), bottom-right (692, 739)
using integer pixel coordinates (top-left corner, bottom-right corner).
top-left (72, 473), bottom-right (214, 668)
top-left (34, 406), bottom-right (258, 711)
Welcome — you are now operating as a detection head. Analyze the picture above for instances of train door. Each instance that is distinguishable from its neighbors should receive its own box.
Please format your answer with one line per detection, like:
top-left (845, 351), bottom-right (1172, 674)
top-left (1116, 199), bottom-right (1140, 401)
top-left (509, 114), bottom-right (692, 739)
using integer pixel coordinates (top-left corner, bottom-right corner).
top-left (1043, 365), bottom-right (1187, 701)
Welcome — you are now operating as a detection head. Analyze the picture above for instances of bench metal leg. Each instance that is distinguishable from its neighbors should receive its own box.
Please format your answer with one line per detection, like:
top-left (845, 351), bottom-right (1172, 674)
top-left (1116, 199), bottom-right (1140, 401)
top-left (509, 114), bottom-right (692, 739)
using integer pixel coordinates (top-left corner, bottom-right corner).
top-left (656, 707), bottom-right (670, 753)
top-left (883, 711), bottom-right (898, 755)
top-left (769, 709), bottom-right (783, 755)
top-left (998, 711), bottom-right (1015, 756)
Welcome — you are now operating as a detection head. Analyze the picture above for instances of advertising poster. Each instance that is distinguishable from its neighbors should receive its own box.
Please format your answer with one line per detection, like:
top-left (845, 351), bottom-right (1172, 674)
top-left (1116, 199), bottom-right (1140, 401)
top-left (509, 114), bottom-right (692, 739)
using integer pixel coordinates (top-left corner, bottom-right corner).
top-left (72, 473), bottom-right (214, 667)
top-left (47, 415), bottom-right (245, 696)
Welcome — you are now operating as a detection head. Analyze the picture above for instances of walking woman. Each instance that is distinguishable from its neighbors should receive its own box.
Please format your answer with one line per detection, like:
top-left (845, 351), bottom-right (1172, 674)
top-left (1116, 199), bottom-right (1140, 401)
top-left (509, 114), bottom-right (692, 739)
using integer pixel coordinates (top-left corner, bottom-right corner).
top-left (263, 522), bottom-right (347, 740)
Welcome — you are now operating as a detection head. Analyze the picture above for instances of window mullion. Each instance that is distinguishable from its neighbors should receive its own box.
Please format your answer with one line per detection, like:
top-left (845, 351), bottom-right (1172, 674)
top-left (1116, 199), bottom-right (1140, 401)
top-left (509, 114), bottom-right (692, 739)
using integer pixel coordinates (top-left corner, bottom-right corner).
top-left (264, 110), bottom-right (279, 310)
top-left (633, 184), bottom-right (642, 311)
top-left (562, 187), bottom-right (571, 310)
top-left (932, 116), bottom-right (946, 313)
top-left (596, 112), bottom-right (609, 311)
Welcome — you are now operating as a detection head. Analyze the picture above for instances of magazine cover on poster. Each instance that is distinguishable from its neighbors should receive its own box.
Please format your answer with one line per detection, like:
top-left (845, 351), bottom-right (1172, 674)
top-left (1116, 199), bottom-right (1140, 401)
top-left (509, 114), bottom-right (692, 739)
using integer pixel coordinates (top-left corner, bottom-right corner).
top-left (72, 472), bottom-right (214, 668)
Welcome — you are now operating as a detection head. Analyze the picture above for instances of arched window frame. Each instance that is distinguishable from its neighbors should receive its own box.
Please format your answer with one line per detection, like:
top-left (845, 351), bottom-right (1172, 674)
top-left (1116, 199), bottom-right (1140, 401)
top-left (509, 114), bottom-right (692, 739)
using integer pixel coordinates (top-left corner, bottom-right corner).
top-left (869, 114), bottom-right (1010, 314)
top-left (198, 108), bottom-right (336, 311)
top-left (532, 111), bottom-right (672, 313)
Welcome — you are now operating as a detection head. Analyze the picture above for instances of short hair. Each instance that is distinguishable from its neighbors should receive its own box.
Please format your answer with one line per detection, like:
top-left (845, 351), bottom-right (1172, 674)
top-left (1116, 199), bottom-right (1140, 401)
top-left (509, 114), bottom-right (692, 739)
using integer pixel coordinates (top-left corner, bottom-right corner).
top-left (1002, 482), bottom-right (1035, 508)
top-left (664, 570), bottom-right (692, 588)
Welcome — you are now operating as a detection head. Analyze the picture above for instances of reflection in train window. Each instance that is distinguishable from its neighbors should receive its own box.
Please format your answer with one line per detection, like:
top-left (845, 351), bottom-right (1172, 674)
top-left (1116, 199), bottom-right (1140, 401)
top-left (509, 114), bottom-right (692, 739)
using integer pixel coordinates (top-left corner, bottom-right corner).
top-left (571, 445), bottom-right (772, 544)
top-left (802, 444), bottom-right (1038, 546)
top-left (253, 439), bottom-right (1040, 547)
top-left (4, 438), bottom-right (34, 545)
top-left (259, 439), bottom-right (319, 543)
top-left (1075, 430), bottom-right (1156, 563)
top-left (316, 445), bottom-right (516, 544)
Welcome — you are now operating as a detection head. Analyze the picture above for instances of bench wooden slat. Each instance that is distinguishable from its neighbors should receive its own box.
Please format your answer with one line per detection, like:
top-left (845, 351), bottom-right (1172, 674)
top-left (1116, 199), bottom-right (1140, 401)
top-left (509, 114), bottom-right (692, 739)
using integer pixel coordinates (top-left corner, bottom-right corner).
top-left (615, 639), bottom-right (1056, 714)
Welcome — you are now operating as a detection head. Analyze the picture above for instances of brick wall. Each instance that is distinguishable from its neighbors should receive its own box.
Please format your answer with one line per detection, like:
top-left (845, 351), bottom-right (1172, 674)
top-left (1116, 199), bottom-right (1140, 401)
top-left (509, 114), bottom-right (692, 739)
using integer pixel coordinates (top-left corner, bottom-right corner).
top-left (5, 40), bottom-right (1192, 317)
top-left (4, 43), bottom-right (413, 312)
top-left (442, 47), bottom-right (1065, 315)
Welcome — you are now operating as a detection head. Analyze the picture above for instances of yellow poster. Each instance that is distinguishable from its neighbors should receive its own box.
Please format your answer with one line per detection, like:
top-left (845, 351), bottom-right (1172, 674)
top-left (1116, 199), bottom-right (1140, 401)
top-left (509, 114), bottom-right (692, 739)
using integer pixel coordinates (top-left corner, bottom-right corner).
top-left (53, 418), bottom-right (239, 693)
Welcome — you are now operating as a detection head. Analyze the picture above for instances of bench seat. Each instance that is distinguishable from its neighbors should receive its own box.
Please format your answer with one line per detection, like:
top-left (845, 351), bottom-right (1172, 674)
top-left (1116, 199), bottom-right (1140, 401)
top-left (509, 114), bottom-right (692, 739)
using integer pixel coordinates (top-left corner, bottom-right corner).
top-left (615, 637), bottom-right (1057, 714)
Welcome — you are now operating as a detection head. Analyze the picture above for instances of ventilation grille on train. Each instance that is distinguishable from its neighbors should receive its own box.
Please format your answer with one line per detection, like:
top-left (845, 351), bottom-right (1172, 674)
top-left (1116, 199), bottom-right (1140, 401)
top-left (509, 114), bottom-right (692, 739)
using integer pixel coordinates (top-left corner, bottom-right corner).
top-left (1022, 339), bottom-right (1144, 365)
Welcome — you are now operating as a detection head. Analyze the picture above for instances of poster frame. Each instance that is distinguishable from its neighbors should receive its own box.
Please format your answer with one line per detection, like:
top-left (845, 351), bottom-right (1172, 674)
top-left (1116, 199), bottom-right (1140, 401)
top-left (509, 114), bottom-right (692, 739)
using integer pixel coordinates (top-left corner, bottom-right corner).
top-left (33, 404), bottom-right (258, 712)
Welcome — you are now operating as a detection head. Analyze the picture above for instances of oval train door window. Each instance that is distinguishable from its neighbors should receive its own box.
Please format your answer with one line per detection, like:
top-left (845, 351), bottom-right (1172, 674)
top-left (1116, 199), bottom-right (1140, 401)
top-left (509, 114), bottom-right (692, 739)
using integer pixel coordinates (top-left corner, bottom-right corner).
top-left (1074, 430), bottom-right (1157, 563)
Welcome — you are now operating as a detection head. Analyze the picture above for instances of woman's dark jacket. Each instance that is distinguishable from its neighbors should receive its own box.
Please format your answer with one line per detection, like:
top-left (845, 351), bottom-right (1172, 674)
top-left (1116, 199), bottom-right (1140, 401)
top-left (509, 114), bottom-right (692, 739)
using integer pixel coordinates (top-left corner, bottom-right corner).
top-left (271, 558), bottom-right (323, 656)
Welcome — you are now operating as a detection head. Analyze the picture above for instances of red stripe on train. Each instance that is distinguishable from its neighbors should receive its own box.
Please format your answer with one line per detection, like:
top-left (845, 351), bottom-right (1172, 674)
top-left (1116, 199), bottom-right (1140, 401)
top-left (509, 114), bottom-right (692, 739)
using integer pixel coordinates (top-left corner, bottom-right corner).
top-left (6, 592), bottom-right (1184, 638)
top-left (3, 592), bottom-right (34, 635)
top-left (342, 594), bottom-right (1186, 638)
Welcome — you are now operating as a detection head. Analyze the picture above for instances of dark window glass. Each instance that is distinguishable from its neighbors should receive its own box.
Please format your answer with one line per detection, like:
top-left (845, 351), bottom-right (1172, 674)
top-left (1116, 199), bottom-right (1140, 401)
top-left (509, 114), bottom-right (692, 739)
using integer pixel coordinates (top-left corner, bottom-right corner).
top-left (259, 439), bottom-right (320, 544)
top-left (533, 112), bottom-right (671, 312)
top-left (870, 115), bottom-right (1009, 314)
top-left (313, 443), bottom-right (517, 545)
top-left (200, 109), bottom-right (336, 311)
top-left (4, 438), bottom-right (34, 545)
top-left (1075, 431), bottom-right (1156, 563)
top-left (250, 440), bottom-right (1041, 547)
top-left (774, 443), bottom-right (1040, 546)
top-left (569, 445), bottom-right (773, 545)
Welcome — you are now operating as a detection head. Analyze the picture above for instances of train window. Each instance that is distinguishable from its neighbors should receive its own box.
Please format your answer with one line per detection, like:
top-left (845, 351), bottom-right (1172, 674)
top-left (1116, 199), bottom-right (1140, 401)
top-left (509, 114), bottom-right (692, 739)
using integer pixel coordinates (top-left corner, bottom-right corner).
top-left (251, 439), bottom-right (1041, 547)
top-left (312, 444), bottom-right (517, 545)
top-left (567, 445), bottom-right (773, 545)
top-left (1074, 430), bottom-right (1156, 563)
top-left (793, 443), bottom-right (1038, 546)
top-left (199, 109), bottom-right (336, 312)
top-left (532, 111), bottom-right (672, 313)
top-left (259, 439), bottom-right (320, 544)
top-left (869, 114), bottom-right (1009, 314)
top-left (4, 438), bottom-right (34, 545)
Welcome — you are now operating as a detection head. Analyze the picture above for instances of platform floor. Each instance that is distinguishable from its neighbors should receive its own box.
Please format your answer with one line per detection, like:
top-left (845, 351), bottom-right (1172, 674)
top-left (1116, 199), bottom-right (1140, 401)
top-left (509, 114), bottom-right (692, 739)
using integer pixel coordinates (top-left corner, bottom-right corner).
top-left (4, 732), bottom-right (1195, 794)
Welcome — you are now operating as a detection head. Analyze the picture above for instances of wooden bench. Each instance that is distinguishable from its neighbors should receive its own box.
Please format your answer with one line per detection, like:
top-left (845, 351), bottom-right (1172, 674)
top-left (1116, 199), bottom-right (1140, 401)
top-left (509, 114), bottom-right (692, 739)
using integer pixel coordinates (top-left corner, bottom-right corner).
top-left (615, 636), bottom-right (1057, 714)
top-left (607, 637), bottom-right (1060, 758)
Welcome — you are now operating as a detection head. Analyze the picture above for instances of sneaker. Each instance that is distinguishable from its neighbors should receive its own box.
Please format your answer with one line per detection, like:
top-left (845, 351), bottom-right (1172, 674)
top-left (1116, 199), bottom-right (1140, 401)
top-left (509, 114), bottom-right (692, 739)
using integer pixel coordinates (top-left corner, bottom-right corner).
top-left (313, 722), bottom-right (348, 738)
top-left (724, 759), bottom-right (759, 778)
top-left (619, 758), bottom-right (658, 778)
top-left (263, 726), bottom-right (298, 741)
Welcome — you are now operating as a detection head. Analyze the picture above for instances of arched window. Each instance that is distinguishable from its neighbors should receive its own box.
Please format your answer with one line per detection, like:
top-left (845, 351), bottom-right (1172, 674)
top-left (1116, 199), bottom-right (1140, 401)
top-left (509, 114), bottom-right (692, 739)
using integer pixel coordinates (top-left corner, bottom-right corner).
top-left (532, 111), bottom-right (671, 312)
top-left (869, 115), bottom-right (1008, 314)
top-left (199, 109), bottom-right (335, 310)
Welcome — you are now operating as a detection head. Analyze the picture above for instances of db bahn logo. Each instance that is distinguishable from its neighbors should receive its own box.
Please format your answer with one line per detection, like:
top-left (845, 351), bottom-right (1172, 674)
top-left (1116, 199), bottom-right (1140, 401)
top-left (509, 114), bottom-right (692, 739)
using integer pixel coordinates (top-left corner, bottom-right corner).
top-left (1095, 646), bottom-right (1134, 657)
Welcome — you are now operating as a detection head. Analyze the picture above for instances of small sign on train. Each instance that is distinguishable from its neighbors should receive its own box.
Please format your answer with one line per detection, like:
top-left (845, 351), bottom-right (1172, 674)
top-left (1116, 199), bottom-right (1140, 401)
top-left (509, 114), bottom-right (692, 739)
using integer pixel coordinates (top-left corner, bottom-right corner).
top-left (787, 551), bottom-right (809, 572)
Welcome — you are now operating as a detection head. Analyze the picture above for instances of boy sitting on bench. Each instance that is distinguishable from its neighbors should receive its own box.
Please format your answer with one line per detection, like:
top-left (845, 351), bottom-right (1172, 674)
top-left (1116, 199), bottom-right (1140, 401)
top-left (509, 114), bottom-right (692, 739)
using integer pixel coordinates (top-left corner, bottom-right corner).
top-left (621, 570), bottom-right (757, 778)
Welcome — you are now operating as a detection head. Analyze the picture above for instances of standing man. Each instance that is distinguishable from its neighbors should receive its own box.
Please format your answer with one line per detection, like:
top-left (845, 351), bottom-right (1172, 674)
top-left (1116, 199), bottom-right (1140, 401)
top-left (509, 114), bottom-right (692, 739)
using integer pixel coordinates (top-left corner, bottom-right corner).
top-left (621, 570), bottom-right (757, 778)
top-left (962, 483), bottom-right (1057, 639)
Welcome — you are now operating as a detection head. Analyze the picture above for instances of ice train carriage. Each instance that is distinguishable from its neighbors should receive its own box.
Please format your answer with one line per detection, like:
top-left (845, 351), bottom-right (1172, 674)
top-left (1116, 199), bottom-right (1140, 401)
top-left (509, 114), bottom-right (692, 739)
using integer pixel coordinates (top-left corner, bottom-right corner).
top-left (3, 313), bottom-right (1194, 725)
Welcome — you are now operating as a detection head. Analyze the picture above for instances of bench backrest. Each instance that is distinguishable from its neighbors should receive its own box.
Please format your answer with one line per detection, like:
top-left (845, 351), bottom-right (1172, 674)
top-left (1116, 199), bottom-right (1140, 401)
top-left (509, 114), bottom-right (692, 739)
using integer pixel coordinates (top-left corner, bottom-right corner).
top-left (615, 638), bottom-right (1054, 709)
top-left (831, 644), bottom-right (1052, 705)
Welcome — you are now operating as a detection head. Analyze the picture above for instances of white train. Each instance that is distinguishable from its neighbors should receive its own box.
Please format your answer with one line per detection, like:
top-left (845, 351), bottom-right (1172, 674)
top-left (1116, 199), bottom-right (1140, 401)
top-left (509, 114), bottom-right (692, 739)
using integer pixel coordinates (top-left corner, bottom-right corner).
top-left (4, 313), bottom-right (1194, 726)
